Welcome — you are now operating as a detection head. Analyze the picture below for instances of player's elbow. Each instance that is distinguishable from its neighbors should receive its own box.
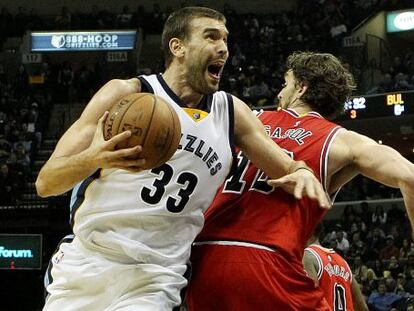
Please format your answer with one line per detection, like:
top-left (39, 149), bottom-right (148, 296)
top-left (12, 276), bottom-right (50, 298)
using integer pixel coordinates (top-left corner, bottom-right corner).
top-left (400, 166), bottom-right (414, 192)
top-left (35, 176), bottom-right (52, 198)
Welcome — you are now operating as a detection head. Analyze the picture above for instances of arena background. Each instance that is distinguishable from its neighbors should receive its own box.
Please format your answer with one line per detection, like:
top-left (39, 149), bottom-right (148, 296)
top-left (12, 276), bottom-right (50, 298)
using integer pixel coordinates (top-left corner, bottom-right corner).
top-left (0, 0), bottom-right (414, 309)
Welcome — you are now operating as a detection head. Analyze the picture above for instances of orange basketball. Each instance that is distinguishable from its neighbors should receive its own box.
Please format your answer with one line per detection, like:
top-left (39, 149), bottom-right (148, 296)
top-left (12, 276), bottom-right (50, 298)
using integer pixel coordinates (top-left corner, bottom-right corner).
top-left (104, 93), bottom-right (181, 169)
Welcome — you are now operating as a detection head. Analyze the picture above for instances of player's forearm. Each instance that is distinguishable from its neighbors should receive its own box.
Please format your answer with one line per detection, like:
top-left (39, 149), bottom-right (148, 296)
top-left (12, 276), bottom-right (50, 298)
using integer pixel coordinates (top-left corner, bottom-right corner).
top-left (400, 172), bottom-right (414, 233)
top-left (237, 132), bottom-right (292, 178)
top-left (36, 150), bottom-right (97, 197)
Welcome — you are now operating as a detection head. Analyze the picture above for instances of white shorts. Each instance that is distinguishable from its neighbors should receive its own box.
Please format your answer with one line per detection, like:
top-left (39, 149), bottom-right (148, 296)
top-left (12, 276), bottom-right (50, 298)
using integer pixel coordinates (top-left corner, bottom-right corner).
top-left (44, 237), bottom-right (188, 311)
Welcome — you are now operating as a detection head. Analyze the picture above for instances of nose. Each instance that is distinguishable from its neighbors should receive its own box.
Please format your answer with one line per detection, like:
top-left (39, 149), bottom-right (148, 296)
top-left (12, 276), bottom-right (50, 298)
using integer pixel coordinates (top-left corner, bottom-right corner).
top-left (217, 40), bottom-right (228, 58)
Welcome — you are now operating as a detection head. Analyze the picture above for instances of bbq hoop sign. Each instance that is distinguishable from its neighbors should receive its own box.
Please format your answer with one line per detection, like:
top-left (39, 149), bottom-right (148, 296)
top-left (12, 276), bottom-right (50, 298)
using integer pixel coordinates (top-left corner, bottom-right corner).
top-left (31, 30), bottom-right (137, 51)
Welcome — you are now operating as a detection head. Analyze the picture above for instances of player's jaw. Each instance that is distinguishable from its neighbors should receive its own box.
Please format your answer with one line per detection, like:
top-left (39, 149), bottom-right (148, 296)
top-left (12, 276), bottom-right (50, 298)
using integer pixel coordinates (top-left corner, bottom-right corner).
top-left (189, 58), bottom-right (226, 94)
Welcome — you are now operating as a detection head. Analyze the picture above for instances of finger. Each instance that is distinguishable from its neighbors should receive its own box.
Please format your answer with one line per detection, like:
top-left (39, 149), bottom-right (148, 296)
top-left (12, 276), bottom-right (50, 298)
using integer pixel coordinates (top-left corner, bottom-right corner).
top-left (113, 158), bottom-right (146, 168)
top-left (313, 180), bottom-right (331, 208)
top-left (267, 177), bottom-right (289, 188)
top-left (99, 111), bottom-right (109, 124)
top-left (304, 180), bottom-right (317, 200)
top-left (114, 145), bottom-right (143, 158)
top-left (293, 178), bottom-right (305, 200)
top-left (95, 111), bottom-right (109, 140)
top-left (107, 131), bottom-right (132, 149)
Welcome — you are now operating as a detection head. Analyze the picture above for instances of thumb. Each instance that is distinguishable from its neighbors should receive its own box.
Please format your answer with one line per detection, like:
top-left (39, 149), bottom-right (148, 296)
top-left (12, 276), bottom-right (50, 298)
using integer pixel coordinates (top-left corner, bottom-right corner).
top-left (98, 111), bottom-right (109, 140)
top-left (267, 177), bottom-right (289, 188)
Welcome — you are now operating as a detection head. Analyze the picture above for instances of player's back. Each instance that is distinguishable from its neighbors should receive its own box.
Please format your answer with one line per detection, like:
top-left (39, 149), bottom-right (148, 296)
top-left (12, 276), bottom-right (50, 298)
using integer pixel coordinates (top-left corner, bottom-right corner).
top-left (197, 109), bottom-right (342, 260)
top-left (305, 245), bottom-right (354, 311)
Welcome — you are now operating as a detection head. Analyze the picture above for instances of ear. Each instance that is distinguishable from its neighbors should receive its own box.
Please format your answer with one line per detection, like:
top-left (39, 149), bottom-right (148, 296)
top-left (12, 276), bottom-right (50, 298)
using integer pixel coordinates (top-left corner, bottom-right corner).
top-left (297, 83), bottom-right (308, 99)
top-left (169, 38), bottom-right (185, 59)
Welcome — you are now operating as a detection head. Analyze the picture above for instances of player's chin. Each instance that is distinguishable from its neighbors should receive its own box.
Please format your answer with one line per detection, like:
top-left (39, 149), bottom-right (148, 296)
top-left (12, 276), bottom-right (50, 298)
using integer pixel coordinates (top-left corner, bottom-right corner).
top-left (204, 75), bottom-right (220, 92)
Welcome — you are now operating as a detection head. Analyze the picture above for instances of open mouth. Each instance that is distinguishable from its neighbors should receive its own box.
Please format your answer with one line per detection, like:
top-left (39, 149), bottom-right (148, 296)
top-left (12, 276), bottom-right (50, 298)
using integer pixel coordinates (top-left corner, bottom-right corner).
top-left (207, 63), bottom-right (224, 80)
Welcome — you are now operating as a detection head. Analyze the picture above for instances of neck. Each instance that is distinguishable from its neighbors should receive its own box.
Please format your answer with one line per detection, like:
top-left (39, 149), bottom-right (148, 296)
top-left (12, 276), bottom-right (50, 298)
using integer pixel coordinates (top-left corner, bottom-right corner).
top-left (287, 100), bottom-right (312, 116)
top-left (163, 65), bottom-right (203, 108)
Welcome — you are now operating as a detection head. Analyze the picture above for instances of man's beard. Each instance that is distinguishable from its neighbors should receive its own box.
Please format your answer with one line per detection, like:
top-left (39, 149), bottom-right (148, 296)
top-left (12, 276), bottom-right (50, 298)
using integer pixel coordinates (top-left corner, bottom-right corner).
top-left (187, 62), bottom-right (218, 95)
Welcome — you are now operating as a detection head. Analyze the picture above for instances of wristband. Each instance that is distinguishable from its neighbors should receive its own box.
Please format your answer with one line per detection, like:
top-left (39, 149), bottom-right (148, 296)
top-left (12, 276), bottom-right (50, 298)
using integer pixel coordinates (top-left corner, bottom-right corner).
top-left (288, 160), bottom-right (314, 175)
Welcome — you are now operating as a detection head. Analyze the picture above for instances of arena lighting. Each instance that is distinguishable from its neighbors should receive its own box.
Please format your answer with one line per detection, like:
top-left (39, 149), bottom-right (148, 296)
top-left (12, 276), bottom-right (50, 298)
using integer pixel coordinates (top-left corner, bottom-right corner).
top-left (31, 30), bottom-right (137, 52)
top-left (387, 10), bottom-right (414, 33)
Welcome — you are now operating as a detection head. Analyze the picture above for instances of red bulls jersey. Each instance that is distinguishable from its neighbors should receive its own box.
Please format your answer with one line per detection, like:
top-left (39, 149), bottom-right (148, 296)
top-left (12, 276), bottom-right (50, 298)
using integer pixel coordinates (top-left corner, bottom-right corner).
top-left (197, 109), bottom-right (342, 260)
top-left (305, 245), bottom-right (354, 311)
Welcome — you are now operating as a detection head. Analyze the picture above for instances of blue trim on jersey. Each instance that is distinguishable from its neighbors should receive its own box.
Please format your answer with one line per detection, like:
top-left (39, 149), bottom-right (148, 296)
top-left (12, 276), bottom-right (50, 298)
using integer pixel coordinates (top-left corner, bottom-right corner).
top-left (44, 234), bottom-right (75, 300)
top-left (138, 76), bottom-right (154, 94)
top-left (225, 93), bottom-right (237, 178)
top-left (174, 262), bottom-right (192, 311)
top-left (156, 74), bottom-right (213, 112)
top-left (70, 169), bottom-right (101, 228)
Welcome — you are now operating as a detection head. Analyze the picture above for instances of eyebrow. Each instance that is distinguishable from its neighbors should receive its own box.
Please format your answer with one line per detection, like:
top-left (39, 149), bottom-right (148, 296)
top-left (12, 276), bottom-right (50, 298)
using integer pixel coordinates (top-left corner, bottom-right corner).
top-left (203, 27), bottom-right (229, 37)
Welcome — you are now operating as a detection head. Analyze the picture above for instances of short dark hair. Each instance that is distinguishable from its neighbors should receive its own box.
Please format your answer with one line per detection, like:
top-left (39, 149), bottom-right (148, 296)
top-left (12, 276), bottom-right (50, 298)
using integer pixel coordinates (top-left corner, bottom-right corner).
top-left (161, 6), bottom-right (226, 67)
top-left (286, 51), bottom-right (356, 119)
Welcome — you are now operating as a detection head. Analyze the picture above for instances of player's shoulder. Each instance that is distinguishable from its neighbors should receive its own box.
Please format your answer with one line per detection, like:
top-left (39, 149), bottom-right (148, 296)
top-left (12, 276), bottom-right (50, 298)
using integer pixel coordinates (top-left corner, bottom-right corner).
top-left (98, 78), bottom-right (141, 97)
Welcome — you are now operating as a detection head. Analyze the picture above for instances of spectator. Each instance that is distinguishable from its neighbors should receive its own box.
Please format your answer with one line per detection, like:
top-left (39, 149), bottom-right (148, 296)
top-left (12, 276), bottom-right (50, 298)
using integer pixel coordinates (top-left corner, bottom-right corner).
top-left (55, 6), bottom-right (72, 29)
top-left (400, 238), bottom-right (411, 260)
top-left (335, 230), bottom-right (350, 256)
top-left (368, 282), bottom-right (405, 311)
top-left (388, 256), bottom-right (403, 279)
top-left (372, 205), bottom-right (387, 225)
top-left (374, 259), bottom-right (386, 278)
top-left (0, 163), bottom-right (16, 205)
top-left (366, 227), bottom-right (386, 260)
top-left (404, 253), bottom-right (414, 276)
top-left (115, 5), bottom-right (132, 28)
top-left (349, 231), bottom-right (367, 258)
top-left (354, 255), bottom-right (369, 282)
top-left (380, 235), bottom-right (400, 261)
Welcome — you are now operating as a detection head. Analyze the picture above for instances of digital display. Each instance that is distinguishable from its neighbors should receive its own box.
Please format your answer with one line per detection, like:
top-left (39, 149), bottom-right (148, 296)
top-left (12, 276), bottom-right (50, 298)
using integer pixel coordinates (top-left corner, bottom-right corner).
top-left (31, 30), bottom-right (137, 52)
top-left (0, 234), bottom-right (42, 270)
top-left (337, 90), bottom-right (414, 120)
top-left (387, 10), bottom-right (414, 33)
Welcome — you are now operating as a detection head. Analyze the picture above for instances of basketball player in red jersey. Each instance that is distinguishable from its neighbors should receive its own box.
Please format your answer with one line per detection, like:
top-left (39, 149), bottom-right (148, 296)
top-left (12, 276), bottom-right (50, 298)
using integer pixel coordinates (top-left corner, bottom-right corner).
top-left (304, 224), bottom-right (368, 311)
top-left (185, 51), bottom-right (414, 310)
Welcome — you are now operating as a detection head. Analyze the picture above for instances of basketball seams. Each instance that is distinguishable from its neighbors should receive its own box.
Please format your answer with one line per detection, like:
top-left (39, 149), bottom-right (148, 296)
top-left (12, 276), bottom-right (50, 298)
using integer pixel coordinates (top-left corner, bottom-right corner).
top-left (105, 92), bottom-right (180, 169)
top-left (109, 93), bottom-right (148, 141)
top-left (140, 95), bottom-right (157, 160)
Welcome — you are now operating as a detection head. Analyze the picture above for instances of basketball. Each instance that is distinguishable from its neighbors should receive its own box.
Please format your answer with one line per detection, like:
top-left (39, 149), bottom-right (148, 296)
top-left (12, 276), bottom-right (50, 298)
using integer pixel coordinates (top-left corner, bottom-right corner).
top-left (104, 93), bottom-right (181, 169)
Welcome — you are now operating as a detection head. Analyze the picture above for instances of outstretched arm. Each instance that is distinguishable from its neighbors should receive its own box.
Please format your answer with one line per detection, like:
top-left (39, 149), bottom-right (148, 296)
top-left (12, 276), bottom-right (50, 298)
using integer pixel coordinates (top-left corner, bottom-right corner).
top-left (36, 78), bottom-right (145, 197)
top-left (232, 96), bottom-right (330, 208)
top-left (351, 278), bottom-right (368, 311)
top-left (329, 130), bottom-right (414, 230)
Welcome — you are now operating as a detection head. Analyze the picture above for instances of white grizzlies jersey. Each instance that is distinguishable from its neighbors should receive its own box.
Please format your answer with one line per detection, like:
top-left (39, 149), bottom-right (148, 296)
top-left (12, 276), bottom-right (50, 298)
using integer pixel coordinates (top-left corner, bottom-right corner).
top-left (71, 74), bottom-right (235, 268)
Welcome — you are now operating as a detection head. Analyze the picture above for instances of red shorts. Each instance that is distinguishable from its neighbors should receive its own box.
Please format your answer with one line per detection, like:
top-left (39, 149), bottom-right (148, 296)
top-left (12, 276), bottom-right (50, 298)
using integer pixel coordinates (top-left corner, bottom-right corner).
top-left (186, 244), bottom-right (331, 311)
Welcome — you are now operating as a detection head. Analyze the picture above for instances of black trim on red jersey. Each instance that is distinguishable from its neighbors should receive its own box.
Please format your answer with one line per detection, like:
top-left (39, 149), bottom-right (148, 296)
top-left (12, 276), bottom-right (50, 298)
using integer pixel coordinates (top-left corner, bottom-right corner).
top-left (70, 169), bottom-right (102, 228)
top-left (226, 92), bottom-right (237, 177)
top-left (137, 76), bottom-right (154, 94)
top-left (156, 74), bottom-right (213, 112)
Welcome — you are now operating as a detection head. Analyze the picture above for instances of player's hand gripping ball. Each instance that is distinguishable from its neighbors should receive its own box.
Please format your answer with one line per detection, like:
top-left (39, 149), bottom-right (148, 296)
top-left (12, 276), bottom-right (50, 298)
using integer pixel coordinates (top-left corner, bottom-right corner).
top-left (104, 93), bottom-right (181, 169)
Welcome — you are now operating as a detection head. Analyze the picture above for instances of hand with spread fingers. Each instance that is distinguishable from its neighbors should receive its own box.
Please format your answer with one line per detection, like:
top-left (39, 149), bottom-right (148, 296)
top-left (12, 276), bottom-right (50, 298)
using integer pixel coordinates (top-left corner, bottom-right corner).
top-left (267, 165), bottom-right (331, 209)
top-left (85, 111), bottom-right (146, 172)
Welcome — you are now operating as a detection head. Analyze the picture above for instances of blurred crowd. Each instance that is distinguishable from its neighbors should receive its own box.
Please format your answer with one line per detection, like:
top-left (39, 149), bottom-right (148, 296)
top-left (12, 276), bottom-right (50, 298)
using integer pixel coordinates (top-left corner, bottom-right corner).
top-left (322, 200), bottom-right (414, 310)
top-left (0, 0), bottom-right (413, 106)
top-left (0, 63), bottom-right (50, 205)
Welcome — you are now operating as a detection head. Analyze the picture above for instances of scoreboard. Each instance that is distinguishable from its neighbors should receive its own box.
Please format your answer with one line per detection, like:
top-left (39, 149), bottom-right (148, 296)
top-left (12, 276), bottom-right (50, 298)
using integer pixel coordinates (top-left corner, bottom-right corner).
top-left (338, 90), bottom-right (414, 120)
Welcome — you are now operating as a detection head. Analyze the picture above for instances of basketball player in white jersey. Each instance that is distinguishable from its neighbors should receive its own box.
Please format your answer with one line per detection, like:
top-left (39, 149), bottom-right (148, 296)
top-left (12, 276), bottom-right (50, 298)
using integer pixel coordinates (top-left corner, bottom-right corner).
top-left (36, 7), bottom-right (329, 311)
